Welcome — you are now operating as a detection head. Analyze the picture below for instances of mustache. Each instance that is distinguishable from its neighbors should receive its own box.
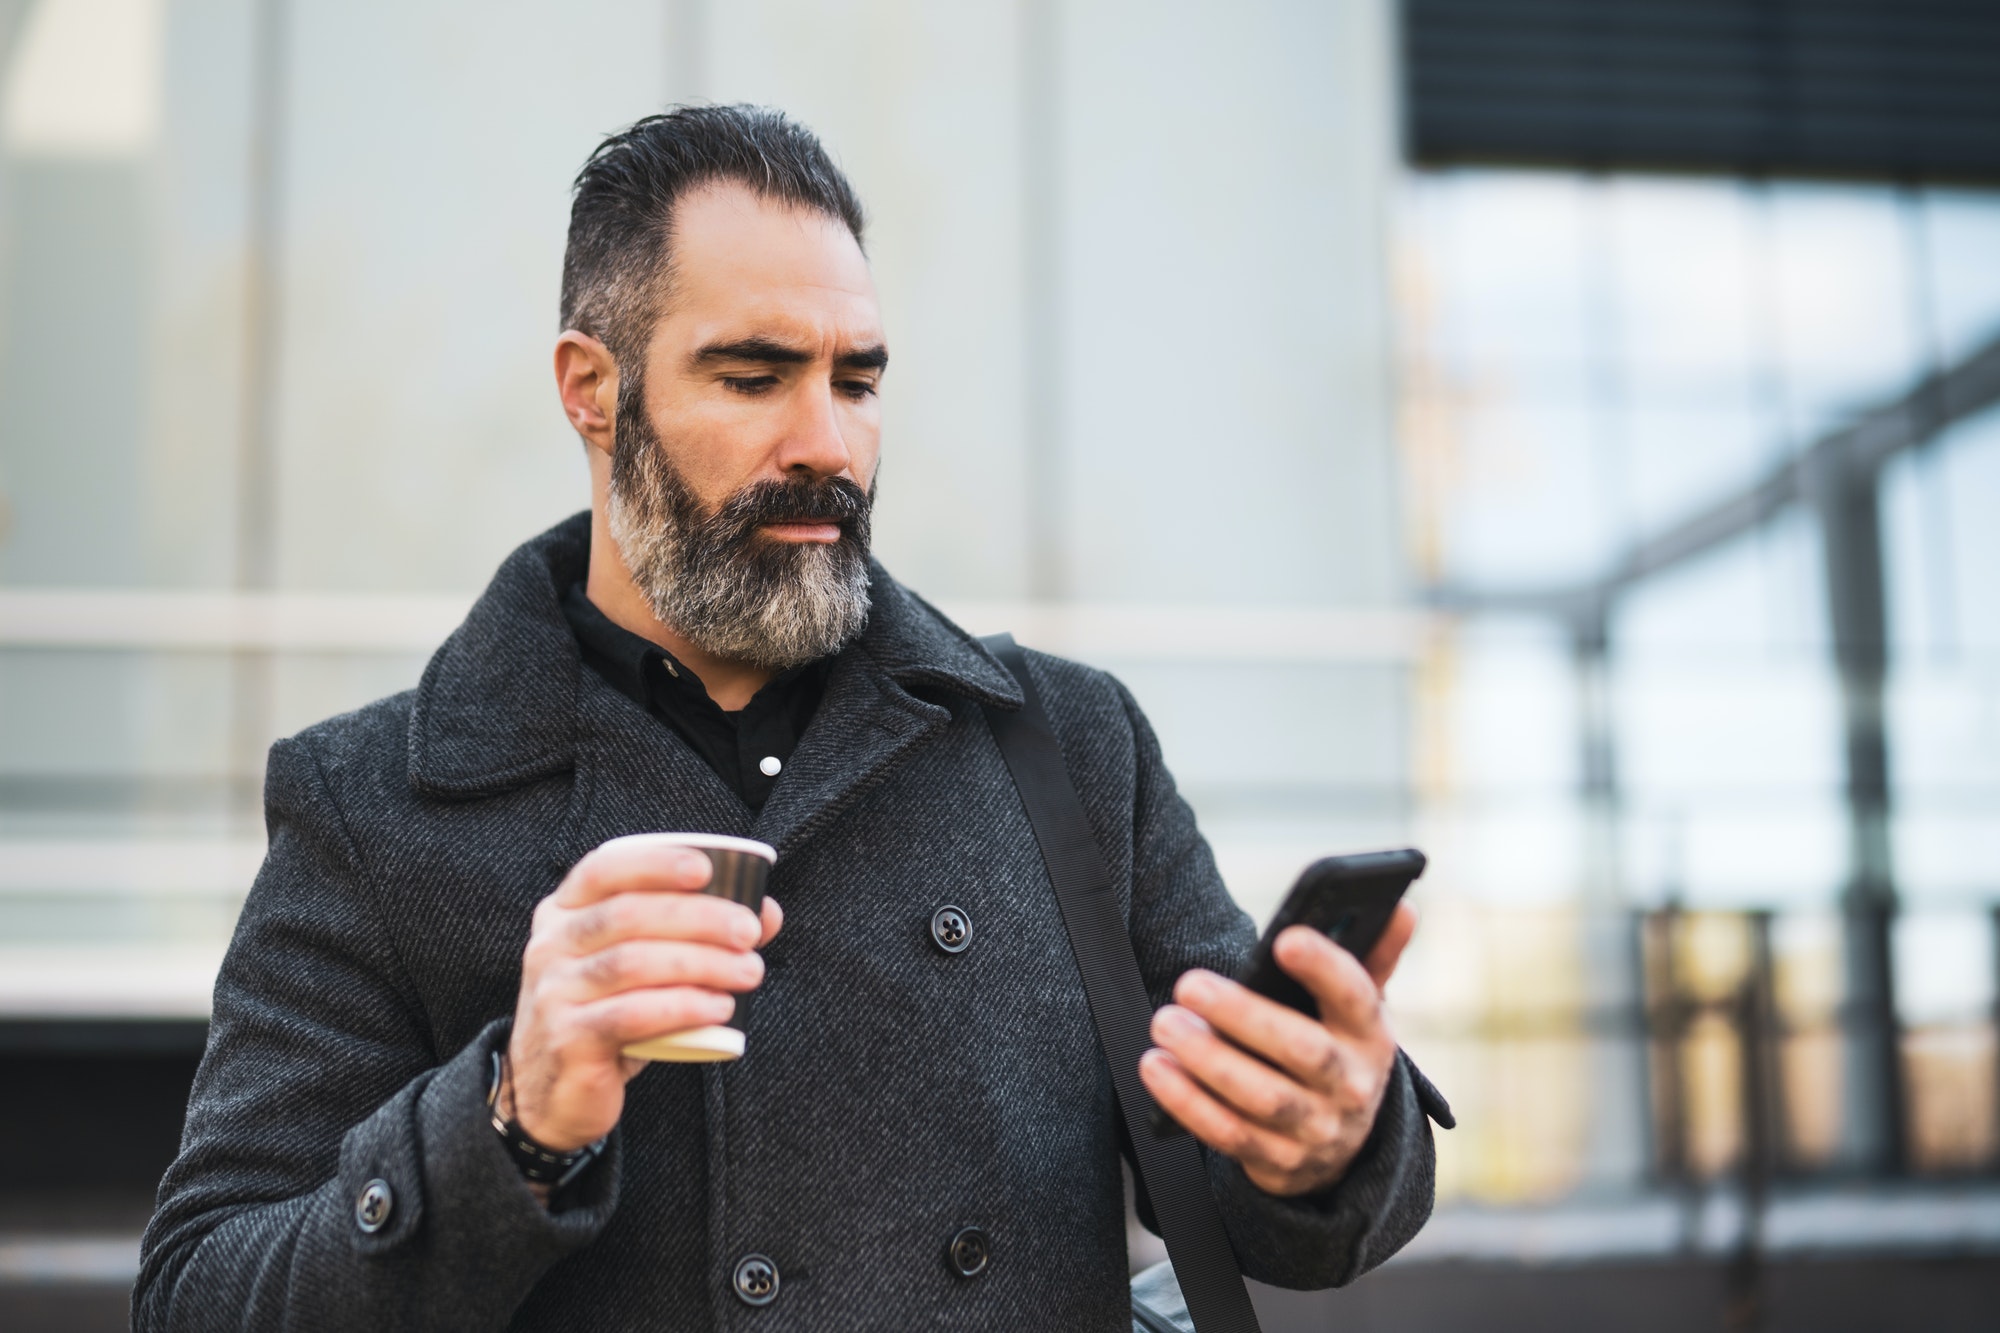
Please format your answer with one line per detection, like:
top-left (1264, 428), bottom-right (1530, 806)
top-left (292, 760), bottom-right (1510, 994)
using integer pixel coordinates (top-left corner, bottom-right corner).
top-left (705, 474), bottom-right (872, 541)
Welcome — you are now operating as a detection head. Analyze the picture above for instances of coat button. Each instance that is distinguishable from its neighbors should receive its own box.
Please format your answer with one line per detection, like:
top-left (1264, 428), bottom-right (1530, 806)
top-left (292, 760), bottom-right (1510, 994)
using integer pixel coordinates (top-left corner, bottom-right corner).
top-left (732, 1253), bottom-right (780, 1306)
top-left (930, 905), bottom-right (972, 954)
top-left (354, 1179), bottom-right (393, 1234)
top-left (947, 1226), bottom-right (991, 1277)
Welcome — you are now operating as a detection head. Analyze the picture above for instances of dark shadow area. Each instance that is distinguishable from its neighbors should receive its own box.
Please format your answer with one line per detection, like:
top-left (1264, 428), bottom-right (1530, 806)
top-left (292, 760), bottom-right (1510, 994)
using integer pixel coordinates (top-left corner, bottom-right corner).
top-left (0, 1024), bottom-right (203, 1333)
top-left (13, 1250), bottom-right (1999, 1333)
top-left (1258, 1253), bottom-right (2000, 1333)
top-left (0, 1022), bottom-right (205, 1193)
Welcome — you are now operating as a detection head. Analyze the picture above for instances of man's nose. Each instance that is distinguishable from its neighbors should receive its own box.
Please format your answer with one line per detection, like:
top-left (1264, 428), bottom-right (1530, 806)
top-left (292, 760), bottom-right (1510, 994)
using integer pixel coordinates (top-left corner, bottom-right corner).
top-left (773, 377), bottom-right (855, 479)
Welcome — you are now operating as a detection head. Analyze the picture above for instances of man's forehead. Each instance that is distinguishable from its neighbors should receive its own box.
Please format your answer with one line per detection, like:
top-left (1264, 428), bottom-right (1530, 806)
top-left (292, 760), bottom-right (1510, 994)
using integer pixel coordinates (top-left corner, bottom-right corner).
top-left (668, 184), bottom-right (874, 305)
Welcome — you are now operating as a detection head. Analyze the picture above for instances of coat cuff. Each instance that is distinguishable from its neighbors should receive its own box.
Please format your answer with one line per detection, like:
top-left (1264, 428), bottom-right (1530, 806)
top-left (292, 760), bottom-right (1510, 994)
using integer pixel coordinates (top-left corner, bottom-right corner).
top-left (335, 1018), bottom-right (620, 1272)
top-left (1208, 1049), bottom-right (1438, 1289)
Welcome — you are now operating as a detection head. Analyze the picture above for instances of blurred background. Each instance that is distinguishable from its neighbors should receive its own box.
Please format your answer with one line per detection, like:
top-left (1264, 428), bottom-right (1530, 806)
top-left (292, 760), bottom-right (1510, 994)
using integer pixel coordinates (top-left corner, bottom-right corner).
top-left (1, 0), bottom-right (1997, 1329)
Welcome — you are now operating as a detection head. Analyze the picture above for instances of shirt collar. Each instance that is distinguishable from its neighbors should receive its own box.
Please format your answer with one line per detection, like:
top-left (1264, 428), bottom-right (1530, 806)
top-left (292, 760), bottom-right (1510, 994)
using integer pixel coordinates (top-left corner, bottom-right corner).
top-left (560, 580), bottom-right (660, 704)
top-left (559, 579), bottom-right (826, 722)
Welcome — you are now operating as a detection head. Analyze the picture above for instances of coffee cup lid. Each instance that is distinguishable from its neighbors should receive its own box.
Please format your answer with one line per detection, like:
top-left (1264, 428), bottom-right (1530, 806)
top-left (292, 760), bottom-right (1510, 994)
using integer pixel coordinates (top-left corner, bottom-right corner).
top-left (600, 832), bottom-right (777, 863)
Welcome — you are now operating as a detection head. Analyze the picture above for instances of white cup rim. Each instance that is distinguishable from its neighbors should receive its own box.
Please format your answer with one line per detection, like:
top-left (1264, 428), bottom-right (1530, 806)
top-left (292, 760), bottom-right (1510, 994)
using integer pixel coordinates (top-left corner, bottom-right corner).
top-left (600, 831), bottom-right (777, 863)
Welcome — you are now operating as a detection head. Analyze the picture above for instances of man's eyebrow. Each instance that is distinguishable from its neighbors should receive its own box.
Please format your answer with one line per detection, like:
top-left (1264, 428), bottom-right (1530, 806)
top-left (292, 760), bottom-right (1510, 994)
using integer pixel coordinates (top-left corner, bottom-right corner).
top-left (689, 338), bottom-right (888, 372)
top-left (692, 337), bottom-right (812, 366)
top-left (837, 345), bottom-right (889, 371)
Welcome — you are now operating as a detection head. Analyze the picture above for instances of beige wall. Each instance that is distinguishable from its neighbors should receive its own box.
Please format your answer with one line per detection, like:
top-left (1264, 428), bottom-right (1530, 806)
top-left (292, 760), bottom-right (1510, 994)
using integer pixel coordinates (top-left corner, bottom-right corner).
top-left (0, 0), bottom-right (1411, 998)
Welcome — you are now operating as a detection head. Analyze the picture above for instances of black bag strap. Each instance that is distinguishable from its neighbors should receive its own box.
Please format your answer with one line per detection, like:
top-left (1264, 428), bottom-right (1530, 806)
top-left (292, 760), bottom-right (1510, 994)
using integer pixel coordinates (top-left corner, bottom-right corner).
top-left (979, 634), bottom-right (1263, 1333)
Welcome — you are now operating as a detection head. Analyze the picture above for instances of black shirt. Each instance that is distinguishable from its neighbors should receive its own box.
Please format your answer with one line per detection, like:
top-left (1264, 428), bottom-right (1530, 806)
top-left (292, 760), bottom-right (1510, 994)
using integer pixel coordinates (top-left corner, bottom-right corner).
top-left (561, 583), bottom-right (830, 812)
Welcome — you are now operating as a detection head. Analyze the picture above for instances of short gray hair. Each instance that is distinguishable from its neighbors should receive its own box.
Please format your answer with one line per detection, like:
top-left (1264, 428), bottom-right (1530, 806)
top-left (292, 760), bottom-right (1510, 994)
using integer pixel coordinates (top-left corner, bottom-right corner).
top-left (560, 105), bottom-right (867, 366)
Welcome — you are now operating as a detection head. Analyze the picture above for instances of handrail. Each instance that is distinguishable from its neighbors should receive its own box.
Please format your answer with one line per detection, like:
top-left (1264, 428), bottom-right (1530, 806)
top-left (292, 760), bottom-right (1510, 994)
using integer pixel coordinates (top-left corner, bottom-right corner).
top-left (1430, 330), bottom-right (2000, 622)
top-left (0, 591), bottom-right (1437, 663)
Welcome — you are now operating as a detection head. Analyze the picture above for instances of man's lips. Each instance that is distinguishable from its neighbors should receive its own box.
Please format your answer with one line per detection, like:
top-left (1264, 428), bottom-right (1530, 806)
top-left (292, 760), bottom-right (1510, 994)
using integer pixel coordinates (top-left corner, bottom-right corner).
top-left (758, 520), bottom-right (844, 544)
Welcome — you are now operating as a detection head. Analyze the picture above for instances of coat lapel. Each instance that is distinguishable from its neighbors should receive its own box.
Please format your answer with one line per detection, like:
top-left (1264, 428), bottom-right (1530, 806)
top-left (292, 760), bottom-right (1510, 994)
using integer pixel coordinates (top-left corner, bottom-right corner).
top-left (751, 568), bottom-right (1022, 858)
top-left (748, 650), bottom-right (949, 858)
top-left (566, 671), bottom-right (756, 858)
top-left (407, 513), bottom-right (591, 800)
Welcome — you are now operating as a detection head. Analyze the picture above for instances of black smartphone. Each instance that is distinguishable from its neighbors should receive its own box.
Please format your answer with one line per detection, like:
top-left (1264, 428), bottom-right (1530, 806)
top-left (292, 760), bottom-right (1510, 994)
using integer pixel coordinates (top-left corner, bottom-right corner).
top-left (1148, 848), bottom-right (1428, 1140)
top-left (1237, 848), bottom-right (1426, 1018)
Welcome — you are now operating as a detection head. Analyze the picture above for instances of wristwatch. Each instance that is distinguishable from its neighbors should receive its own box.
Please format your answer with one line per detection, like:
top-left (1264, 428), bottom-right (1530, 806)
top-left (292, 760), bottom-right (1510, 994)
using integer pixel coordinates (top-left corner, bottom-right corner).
top-left (487, 1050), bottom-right (607, 1190)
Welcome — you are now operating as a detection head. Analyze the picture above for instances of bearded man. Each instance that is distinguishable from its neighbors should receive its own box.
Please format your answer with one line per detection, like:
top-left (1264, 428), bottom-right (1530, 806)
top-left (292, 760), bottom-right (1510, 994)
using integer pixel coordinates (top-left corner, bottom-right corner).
top-left (136, 107), bottom-right (1444, 1332)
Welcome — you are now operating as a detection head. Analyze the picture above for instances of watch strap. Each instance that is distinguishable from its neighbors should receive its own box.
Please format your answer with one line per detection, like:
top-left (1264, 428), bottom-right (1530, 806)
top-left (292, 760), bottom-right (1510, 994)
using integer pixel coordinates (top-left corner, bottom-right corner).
top-left (487, 1049), bottom-right (607, 1190)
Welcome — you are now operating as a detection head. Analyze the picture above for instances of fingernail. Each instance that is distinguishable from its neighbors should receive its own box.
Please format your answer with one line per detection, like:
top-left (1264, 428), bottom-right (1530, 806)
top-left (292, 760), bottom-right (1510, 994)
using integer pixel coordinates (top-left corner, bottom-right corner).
top-left (734, 912), bottom-right (761, 946)
top-left (1179, 972), bottom-right (1214, 1003)
top-left (1157, 1007), bottom-right (1198, 1037)
top-left (706, 992), bottom-right (736, 1020)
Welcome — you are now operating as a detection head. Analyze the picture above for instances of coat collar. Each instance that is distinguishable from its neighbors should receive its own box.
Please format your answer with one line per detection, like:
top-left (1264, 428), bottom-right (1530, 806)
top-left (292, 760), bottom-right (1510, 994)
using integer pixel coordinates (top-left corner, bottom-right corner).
top-left (408, 512), bottom-right (1022, 800)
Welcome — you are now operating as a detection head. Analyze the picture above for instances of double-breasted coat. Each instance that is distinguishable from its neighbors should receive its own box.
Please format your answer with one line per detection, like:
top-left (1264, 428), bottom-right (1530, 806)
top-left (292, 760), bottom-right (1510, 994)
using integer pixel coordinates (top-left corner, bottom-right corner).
top-left (135, 514), bottom-right (1440, 1331)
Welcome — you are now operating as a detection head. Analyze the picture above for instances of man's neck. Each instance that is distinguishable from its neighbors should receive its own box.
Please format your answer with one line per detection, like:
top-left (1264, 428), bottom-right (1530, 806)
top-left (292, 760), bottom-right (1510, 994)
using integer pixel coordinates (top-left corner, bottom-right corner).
top-left (584, 507), bottom-right (775, 712)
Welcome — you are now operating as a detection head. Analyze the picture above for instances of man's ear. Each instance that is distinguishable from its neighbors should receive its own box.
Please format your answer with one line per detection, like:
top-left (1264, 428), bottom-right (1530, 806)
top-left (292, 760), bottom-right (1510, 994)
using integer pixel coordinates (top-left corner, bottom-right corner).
top-left (554, 330), bottom-right (619, 457)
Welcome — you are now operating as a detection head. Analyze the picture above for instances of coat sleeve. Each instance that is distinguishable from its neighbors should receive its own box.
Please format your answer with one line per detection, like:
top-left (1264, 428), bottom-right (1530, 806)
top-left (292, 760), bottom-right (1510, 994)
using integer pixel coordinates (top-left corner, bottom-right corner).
top-left (133, 736), bottom-right (620, 1333)
top-left (1108, 676), bottom-right (1441, 1291)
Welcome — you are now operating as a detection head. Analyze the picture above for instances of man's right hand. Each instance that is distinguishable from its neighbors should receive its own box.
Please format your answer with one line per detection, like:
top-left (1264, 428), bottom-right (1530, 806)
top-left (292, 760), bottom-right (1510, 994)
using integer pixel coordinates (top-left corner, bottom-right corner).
top-left (504, 839), bottom-right (783, 1152)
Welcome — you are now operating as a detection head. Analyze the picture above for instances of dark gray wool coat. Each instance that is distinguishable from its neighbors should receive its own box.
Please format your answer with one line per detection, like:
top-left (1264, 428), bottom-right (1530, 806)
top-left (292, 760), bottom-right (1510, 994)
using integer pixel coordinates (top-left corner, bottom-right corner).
top-left (136, 514), bottom-right (1439, 1332)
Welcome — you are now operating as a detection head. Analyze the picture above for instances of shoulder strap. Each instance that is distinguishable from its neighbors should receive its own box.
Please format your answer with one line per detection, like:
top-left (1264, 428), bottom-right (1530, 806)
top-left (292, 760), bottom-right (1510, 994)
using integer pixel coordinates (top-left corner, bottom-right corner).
top-left (978, 634), bottom-right (1263, 1333)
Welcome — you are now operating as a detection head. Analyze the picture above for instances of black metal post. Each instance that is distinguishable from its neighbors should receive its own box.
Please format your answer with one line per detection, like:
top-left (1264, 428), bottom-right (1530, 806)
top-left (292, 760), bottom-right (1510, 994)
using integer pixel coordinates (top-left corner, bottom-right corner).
top-left (1813, 458), bottom-right (1906, 1177)
top-left (1642, 908), bottom-right (1689, 1186)
top-left (1991, 905), bottom-right (2000, 1174)
top-left (1742, 911), bottom-right (1784, 1185)
top-left (1572, 607), bottom-right (1648, 1186)
top-left (1727, 910), bottom-right (1781, 1331)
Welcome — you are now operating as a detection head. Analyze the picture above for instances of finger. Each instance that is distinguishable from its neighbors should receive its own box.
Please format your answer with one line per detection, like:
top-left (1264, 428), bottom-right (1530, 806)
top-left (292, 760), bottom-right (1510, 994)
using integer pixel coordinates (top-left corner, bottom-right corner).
top-left (554, 889), bottom-right (761, 957)
top-left (554, 839), bottom-right (713, 907)
top-left (554, 939), bottom-right (764, 1002)
top-left (1272, 926), bottom-right (1387, 1039)
top-left (758, 896), bottom-right (784, 947)
top-left (1172, 968), bottom-right (1351, 1090)
top-left (1361, 901), bottom-right (1418, 990)
top-left (1150, 1004), bottom-right (1318, 1132)
top-left (575, 986), bottom-right (737, 1049)
top-left (1139, 1049), bottom-right (1312, 1181)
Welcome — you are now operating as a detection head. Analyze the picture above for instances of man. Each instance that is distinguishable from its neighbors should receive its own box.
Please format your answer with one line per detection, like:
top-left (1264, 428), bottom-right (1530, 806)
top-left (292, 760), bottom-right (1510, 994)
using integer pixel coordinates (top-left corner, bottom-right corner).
top-left (136, 106), bottom-right (1445, 1331)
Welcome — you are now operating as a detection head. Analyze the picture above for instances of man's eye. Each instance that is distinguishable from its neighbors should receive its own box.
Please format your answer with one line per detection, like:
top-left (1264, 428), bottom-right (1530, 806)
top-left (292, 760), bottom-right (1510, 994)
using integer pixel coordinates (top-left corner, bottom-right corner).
top-left (837, 379), bottom-right (878, 399)
top-left (722, 376), bottom-right (778, 395)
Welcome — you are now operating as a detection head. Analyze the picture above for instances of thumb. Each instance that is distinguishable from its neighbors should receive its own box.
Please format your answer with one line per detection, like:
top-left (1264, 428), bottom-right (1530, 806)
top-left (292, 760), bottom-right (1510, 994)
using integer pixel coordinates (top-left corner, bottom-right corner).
top-left (1361, 901), bottom-right (1418, 992)
top-left (1273, 925), bottom-right (1379, 1033)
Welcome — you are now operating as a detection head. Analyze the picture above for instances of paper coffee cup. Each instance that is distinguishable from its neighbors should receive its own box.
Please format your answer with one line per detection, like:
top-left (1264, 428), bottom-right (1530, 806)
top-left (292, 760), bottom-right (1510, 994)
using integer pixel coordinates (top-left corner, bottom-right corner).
top-left (606, 832), bottom-right (776, 1064)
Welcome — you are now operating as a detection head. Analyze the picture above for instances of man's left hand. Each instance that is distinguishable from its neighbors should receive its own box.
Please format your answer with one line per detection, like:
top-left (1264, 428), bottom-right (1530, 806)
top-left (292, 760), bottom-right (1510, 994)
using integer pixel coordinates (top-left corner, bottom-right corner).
top-left (1138, 903), bottom-right (1417, 1198)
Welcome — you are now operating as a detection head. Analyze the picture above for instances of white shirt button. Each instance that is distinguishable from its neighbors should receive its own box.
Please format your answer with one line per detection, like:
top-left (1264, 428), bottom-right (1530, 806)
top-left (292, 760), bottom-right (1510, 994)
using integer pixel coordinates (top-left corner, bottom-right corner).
top-left (759, 756), bottom-right (782, 777)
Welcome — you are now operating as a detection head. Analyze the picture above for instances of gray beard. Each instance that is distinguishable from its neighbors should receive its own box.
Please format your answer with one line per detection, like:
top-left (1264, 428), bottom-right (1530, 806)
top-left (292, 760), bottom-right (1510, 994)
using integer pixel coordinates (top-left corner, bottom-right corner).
top-left (605, 380), bottom-right (873, 671)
